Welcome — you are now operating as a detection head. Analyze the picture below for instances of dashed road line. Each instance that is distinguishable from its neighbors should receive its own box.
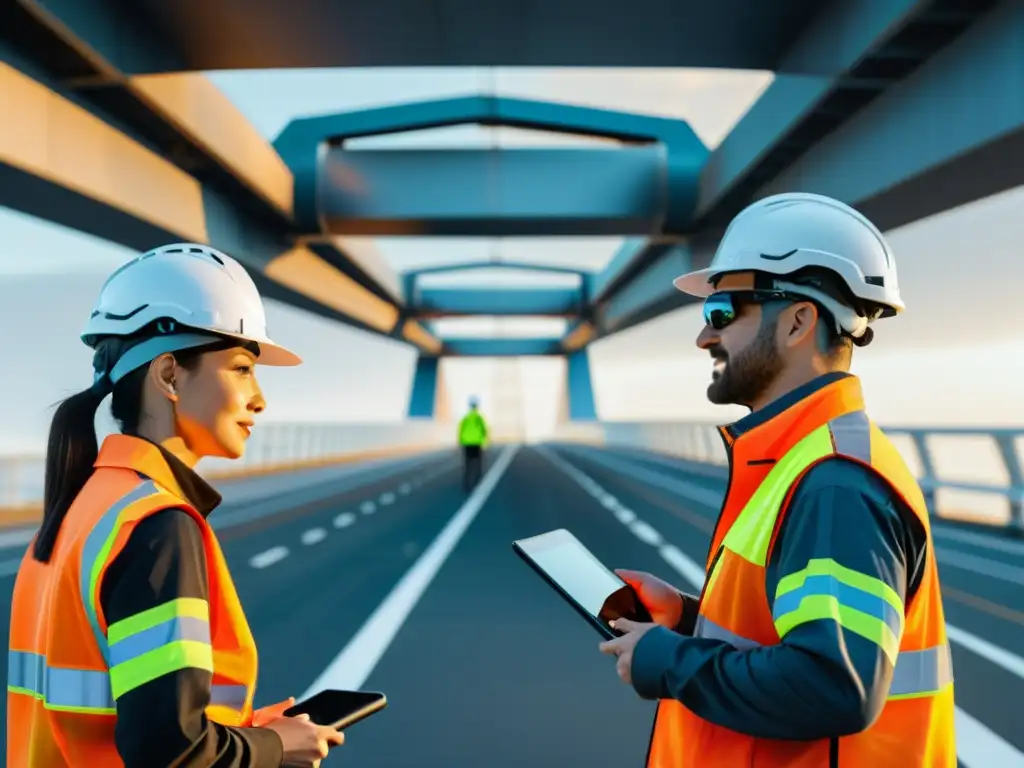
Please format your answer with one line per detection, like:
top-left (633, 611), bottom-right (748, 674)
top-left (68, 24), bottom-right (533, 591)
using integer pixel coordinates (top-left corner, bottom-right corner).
top-left (250, 546), bottom-right (289, 569)
top-left (244, 463), bottom-right (464, 570)
top-left (302, 528), bottom-right (327, 545)
top-left (334, 512), bottom-right (357, 528)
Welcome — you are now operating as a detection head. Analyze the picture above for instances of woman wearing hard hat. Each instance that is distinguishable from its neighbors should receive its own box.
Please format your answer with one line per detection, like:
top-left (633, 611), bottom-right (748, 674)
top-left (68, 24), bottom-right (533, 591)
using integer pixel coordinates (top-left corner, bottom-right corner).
top-left (7, 244), bottom-right (343, 766)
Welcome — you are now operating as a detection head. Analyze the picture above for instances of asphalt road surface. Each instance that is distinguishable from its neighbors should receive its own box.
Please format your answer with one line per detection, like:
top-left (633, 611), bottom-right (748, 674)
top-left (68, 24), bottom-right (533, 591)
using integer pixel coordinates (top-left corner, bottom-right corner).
top-left (1, 444), bottom-right (1021, 767)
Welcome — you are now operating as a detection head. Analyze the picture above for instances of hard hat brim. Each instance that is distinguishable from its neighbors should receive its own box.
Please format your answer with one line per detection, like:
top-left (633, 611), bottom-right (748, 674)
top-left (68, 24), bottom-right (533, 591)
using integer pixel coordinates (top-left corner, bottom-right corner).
top-left (672, 267), bottom-right (719, 298)
top-left (220, 332), bottom-right (302, 366)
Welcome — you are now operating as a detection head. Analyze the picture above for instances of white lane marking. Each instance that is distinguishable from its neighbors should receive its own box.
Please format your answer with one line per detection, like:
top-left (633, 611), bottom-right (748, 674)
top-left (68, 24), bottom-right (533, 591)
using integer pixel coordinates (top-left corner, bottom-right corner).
top-left (956, 707), bottom-right (1024, 768)
top-left (333, 512), bottom-right (357, 529)
top-left (537, 445), bottom-right (1024, 763)
top-left (946, 624), bottom-right (1024, 680)
top-left (630, 520), bottom-right (663, 546)
top-left (301, 528), bottom-right (327, 546)
top-left (250, 546), bottom-right (289, 569)
top-left (659, 544), bottom-right (707, 589)
top-left (936, 547), bottom-right (1024, 585)
top-left (361, 501), bottom-right (376, 515)
top-left (399, 483), bottom-right (411, 495)
top-left (301, 445), bottom-right (521, 695)
top-left (380, 492), bottom-right (396, 505)
top-left (615, 507), bottom-right (637, 525)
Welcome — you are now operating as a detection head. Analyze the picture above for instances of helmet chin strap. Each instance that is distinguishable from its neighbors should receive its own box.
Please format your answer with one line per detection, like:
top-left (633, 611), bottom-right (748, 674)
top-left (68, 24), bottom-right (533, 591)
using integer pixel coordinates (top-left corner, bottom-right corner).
top-left (771, 279), bottom-right (870, 339)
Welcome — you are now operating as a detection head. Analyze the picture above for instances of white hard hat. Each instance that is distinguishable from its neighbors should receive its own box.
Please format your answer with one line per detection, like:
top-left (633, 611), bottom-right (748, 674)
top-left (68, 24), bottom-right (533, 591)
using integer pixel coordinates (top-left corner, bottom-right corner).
top-left (82, 243), bottom-right (301, 383)
top-left (674, 193), bottom-right (904, 315)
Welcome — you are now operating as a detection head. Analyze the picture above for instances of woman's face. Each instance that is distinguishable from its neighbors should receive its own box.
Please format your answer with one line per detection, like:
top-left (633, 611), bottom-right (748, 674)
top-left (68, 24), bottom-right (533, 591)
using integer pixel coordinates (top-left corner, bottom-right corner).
top-left (173, 346), bottom-right (265, 459)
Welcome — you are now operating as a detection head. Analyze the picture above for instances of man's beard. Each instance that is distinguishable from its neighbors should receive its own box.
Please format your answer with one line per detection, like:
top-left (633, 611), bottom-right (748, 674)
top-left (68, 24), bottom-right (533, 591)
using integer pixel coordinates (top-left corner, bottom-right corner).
top-left (706, 320), bottom-right (785, 408)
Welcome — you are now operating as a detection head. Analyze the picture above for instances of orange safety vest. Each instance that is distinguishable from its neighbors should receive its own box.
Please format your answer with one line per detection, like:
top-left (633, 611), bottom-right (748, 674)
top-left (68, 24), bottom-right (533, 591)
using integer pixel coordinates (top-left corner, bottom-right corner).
top-left (7, 434), bottom-right (258, 767)
top-left (647, 375), bottom-right (956, 767)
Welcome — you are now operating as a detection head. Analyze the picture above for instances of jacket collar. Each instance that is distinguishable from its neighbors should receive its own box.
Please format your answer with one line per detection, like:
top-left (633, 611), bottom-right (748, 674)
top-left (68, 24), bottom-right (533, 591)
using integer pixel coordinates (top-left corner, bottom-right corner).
top-left (719, 372), bottom-right (866, 465)
top-left (94, 434), bottom-right (222, 517)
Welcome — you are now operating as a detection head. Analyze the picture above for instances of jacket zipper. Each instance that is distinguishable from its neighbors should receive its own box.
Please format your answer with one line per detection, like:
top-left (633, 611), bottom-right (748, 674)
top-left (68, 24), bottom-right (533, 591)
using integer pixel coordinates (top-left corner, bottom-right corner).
top-left (830, 737), bottom-right (839, 767)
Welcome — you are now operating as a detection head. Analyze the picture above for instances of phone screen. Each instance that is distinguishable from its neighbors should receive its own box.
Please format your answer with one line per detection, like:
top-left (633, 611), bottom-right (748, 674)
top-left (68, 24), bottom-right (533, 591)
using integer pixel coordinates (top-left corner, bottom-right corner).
top-left (284, 689), bottom-right (386, 728)
top-left (515, 529), bottom-right (652, 634)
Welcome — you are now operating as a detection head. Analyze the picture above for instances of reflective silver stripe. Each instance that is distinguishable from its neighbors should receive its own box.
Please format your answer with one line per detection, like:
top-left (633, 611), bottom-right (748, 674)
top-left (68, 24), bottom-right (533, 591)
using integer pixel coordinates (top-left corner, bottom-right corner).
top-left (694, 616), bottom-right (952, 698)
top-left (890, 642), bottom-right (955, 697)
top-left (693, 615), bottom-right (762, 651)
top-left (9, 650), bottom-right (251, 713)
top-left (7, 650), bottom-right (114, 712)
top-left (211, 684), bottom-right (248, 711)
top-left (79, 480), bottom-right (162, 665)
top-left (828, 410), bottom-right (872, 462)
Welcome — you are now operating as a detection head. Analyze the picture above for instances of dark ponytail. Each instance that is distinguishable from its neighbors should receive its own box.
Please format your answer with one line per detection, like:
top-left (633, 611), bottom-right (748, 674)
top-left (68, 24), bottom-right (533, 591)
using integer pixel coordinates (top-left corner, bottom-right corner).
top-left (32, 327), bottom-right (249, 561)
top-left (33, 383), bottom-right (109, 562)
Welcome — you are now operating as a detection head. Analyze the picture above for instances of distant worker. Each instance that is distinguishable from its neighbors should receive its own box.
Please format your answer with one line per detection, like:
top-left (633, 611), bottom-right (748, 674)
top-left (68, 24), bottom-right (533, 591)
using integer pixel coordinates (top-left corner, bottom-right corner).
top-left (458, 396), bottom-right (489, 492)
top-left (7, 244), bottom-right (344, 767)
top-left (598, 193), bottom-right (955, 766)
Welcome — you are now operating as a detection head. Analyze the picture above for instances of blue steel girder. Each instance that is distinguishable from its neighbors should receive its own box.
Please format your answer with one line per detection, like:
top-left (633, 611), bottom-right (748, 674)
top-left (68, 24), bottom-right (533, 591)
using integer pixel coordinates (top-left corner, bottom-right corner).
top-left (3, 2), bottom-right (411, 341)
top-left (407, 356), bottom-right (441, 418)
top-left (587, 0), bottom-right (1015, 342)
top-left (412, 287), bottom-right (583, 318)
top-left (565, 350), bottom-right (597, 421)
top-left (317, 145), bottom-right (670, 237)
top-left (756, 0), bottom-right (1024, 233)
top-left (443, 338), bottom-right (564, 357)
top-left (400, 260), bottom-right (589, 305)
top-left (273, 95), bottom-right (708, 237)
top-left (694, 0), bottom-right (1002, 229)
top-left (0, 42), bottom-right (433, 352)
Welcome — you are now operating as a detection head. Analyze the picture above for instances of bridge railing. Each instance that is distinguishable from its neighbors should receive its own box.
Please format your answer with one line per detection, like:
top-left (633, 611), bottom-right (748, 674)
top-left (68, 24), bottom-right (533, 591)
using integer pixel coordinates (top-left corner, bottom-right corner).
top-left (0, 421), bottom-right (456, 511)
top-left (551, 421), bottom-right (1024, 535)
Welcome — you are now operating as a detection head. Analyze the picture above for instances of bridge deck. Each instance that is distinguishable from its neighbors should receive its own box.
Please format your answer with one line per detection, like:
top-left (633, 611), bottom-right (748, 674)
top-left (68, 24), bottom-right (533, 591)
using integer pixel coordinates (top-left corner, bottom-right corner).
top-left (0, 447), bottom-right (1019, 767)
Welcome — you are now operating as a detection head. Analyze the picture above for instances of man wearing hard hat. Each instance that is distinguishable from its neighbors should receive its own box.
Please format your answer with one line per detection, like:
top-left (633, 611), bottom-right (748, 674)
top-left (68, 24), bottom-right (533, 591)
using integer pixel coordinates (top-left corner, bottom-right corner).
top-left (599, 193), bottom-right (956, 767)
top-left (458, 396), bottom-right (489, 492)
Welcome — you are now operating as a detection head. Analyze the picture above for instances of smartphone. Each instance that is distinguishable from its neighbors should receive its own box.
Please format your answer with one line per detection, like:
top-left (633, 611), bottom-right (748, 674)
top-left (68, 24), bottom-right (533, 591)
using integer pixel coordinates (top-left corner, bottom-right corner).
top-left (283, 689), bottom-right (387, 730)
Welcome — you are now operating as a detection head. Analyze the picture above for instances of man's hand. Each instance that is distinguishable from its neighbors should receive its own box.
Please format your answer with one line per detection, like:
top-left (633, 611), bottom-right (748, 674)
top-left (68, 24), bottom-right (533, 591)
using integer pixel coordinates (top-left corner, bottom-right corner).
top-left (616, 569), bottom-right (684, 629)
top-left (599, 617), bottom-right (657, 686)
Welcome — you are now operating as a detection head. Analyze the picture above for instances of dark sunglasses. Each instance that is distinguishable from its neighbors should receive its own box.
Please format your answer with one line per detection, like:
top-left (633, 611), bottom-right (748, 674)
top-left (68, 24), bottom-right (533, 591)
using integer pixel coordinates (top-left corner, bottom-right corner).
top-left (702, 289), bottom-right (807, 330)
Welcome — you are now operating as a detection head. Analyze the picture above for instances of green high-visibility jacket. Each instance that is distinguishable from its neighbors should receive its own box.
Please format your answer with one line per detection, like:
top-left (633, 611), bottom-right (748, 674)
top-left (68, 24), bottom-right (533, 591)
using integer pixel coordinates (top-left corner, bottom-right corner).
top-left (458, 411), bottom-right (488, 446)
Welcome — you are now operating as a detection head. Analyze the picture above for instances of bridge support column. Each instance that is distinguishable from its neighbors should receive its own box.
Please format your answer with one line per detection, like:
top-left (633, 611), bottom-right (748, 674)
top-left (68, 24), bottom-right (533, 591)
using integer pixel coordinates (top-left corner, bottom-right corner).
top-left (565, 350), bottom-right (597, 421)
top-left (407, 355), bottom-right (449, 420)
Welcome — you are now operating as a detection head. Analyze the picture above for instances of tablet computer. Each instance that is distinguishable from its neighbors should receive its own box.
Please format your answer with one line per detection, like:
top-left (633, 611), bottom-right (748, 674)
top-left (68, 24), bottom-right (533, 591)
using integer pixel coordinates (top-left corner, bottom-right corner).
top-left (513, 528), bottom-right (652, 640)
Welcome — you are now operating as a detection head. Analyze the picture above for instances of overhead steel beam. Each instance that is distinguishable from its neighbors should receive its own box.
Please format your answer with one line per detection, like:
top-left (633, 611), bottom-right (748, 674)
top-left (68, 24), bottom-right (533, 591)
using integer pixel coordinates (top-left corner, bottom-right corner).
top-left (8, 0), bottom-right (400, 309)
top-left (694, 0), bottom-right (1000, 229)
top-left (757, 0), bottom-right (1024, 233)
top-left (44, 0), bottom-right (822, 72)
top-left (401, 261), bottom-right (589, 305)
top-left (442, 338), bottom-right (564, 357)
top-left (274, 95), bottom-right (708, 235)
top-left (411, 287), bottom-right (583, 318)
top-left (0, 54), bottom-right (439, 354)
top-left (587, 0), bottom-right (1011, 344)
top-left (318, 145), bottom-right (670, 237)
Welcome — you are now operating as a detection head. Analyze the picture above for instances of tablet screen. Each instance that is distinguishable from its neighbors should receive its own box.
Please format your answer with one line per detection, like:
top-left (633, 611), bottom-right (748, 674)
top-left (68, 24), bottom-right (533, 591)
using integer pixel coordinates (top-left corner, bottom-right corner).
top-left (514, 528), bottom-right (651, 633)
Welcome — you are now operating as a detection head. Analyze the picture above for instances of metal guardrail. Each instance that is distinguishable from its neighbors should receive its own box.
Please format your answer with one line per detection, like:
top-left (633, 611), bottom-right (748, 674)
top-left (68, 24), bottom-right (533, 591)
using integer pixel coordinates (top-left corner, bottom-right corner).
top-left (551, 421), bottom-right (1024, 535)
top-left (0, 421), bottom-right (456, 507)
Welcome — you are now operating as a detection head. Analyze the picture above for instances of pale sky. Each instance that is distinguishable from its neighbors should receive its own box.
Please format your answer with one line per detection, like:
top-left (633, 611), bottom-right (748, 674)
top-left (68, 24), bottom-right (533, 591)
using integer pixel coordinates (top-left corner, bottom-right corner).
top-left (1, 66), bottom-right (1022, 455)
